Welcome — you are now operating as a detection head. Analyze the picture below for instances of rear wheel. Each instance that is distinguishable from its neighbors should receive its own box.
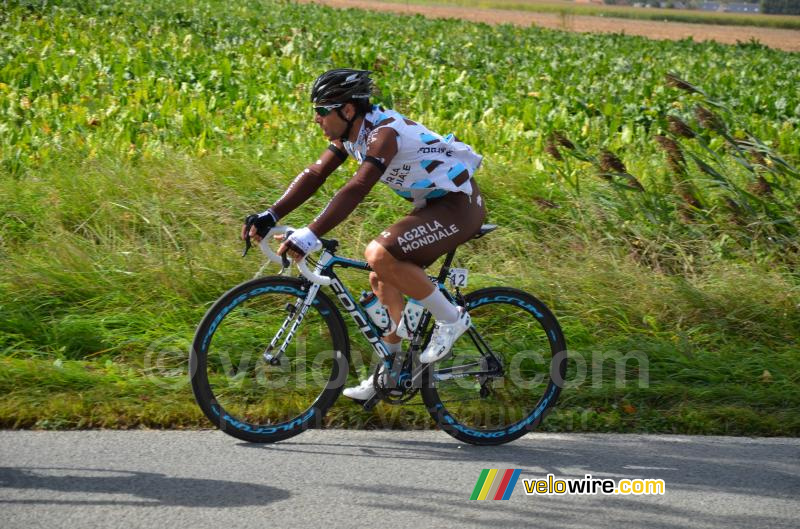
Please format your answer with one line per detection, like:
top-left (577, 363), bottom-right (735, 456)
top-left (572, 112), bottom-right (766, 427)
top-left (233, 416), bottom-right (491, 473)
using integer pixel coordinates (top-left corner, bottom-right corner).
top-left (190, 276), bottom-right (349, 443)
top-left (421, 287), bottom-right (566, 445)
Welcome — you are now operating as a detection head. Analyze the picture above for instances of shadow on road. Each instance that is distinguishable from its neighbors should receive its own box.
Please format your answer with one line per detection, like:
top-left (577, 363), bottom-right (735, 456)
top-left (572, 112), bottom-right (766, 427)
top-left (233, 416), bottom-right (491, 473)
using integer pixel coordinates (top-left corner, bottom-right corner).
top-left (0, 467), bottom-right (290, 507)
top-left (235, 432), bottom-right (798, 529)
top-left (241, 432), bottom-right (799, 500)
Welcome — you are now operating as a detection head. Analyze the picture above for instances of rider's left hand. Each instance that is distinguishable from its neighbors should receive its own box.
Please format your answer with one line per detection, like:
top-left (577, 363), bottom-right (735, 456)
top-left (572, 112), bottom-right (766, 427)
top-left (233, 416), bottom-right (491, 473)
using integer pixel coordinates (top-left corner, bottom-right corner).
top-left (242, 210), bottom-right (277, 244)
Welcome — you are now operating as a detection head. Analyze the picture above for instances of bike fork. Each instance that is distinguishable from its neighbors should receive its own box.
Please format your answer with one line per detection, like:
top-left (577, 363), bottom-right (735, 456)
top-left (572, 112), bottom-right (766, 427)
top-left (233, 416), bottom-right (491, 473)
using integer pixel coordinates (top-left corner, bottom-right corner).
top-left (262, 282), bottom-right (322, 365)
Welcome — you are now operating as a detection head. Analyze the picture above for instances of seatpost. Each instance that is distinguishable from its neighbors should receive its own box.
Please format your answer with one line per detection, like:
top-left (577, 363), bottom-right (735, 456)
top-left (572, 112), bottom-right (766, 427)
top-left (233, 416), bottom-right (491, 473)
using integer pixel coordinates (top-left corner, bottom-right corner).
top-left (436, 250), bottom-right (457, 284)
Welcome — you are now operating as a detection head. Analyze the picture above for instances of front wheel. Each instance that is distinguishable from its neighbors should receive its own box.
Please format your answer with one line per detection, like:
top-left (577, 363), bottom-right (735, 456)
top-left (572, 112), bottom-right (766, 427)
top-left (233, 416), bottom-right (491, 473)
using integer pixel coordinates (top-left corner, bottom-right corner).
top-left (190, 276), bottom-right (350, 443)
top-left (421, 287), bottom-right (567, 445)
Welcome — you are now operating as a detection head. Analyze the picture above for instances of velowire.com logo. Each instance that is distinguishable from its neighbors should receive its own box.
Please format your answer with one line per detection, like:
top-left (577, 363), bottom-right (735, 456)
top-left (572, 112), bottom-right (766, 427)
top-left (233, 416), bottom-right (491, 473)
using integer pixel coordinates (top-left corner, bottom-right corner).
top-left (470, 470), bottom-right (667, 500)
top-left (469, 469), bottom-right (522, 500)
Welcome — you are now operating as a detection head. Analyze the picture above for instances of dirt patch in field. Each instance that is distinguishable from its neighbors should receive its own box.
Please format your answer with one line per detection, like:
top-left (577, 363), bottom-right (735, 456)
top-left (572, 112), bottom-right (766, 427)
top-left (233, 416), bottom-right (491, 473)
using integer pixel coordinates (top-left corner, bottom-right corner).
top-left (299, 0), bottom-right (800, 52)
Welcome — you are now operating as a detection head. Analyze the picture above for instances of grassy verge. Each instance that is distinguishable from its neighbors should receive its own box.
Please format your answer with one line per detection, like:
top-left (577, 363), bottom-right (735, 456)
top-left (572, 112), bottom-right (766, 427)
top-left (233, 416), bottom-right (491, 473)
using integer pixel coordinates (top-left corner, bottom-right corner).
top-left (378, 0), bottom-right (800, 29)
top-left (1, 153), bottom-right (798, 435)
top-left (3, 330), bottom-right (797, 435)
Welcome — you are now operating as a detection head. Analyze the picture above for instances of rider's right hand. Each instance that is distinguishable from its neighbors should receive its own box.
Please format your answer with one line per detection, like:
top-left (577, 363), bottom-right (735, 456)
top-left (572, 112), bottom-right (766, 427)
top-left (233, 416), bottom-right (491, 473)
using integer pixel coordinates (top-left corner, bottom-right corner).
top-left (242, 210), bottom-right (277, 243)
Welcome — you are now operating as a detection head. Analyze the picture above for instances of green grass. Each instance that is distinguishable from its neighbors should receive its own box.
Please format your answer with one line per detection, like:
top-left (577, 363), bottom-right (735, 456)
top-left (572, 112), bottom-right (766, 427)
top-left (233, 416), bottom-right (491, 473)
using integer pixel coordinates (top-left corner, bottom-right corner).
top-left (1, 0), bottom-right (799, 435)
top-left (1, 154), bottom-right (797, 435)
top-left (378, 0), bottom-right (800, 30)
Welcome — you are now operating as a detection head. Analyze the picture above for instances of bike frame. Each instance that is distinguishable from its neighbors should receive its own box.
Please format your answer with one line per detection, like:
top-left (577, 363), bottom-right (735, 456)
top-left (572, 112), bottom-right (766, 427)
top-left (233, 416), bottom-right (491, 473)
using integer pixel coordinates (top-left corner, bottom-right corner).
top-left (262, 239), bottom-right (504, 406)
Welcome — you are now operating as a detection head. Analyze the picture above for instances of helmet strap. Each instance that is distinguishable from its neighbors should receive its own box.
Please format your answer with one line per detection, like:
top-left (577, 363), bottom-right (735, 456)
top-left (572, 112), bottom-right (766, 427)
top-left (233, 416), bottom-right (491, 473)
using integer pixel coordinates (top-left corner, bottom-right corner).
top-left (336, 107), bottom-right (356, 142)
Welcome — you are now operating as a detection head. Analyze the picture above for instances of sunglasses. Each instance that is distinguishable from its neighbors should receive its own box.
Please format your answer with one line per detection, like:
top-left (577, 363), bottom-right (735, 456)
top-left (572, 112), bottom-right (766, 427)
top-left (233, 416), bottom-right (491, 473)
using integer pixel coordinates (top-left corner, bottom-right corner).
top-left (314, 103), bottom-right (343, 117)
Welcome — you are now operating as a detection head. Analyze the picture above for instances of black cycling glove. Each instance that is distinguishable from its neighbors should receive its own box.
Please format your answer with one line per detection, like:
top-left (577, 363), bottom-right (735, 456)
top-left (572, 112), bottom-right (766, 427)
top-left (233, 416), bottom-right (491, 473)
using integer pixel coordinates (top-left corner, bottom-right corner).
top-left (244, 210), bottom-right (278, 238)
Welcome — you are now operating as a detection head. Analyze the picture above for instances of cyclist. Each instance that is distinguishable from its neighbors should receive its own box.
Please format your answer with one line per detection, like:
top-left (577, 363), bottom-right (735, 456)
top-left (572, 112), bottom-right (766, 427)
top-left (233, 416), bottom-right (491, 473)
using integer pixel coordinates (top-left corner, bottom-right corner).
top-left (242, 69), bottom-right (486, 400)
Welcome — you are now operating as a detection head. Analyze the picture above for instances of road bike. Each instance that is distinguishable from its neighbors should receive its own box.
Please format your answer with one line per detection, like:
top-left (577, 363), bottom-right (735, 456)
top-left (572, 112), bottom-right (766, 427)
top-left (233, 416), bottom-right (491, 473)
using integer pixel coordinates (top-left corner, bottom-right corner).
top-left (190, 224), bottom-right (567, 445)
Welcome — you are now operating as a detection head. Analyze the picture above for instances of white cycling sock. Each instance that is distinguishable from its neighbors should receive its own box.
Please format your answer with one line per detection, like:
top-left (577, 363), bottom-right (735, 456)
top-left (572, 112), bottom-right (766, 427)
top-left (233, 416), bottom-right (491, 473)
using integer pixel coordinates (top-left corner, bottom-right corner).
top-left (386, 341), bottom-right (402, 354)
top-left (419, 289), bottom-right (459, 323)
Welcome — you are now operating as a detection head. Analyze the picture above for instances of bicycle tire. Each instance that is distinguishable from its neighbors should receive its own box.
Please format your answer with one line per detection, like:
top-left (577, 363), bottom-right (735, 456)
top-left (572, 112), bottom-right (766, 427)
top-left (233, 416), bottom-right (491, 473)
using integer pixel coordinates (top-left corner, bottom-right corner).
top-left (190, 276), bottom-right (350, 443)
top-left (421, 287), bottom-right (566, 446)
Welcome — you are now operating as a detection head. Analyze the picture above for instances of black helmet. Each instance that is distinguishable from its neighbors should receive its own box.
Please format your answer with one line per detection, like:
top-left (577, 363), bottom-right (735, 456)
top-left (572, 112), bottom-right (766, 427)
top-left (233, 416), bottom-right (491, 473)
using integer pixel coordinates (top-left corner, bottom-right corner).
top-left (310, 69), bottom-right (373, 105)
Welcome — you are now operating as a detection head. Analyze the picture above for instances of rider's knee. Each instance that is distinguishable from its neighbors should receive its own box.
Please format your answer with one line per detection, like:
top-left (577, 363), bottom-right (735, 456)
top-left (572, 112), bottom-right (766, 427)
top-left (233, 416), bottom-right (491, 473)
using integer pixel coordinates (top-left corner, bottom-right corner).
top-left (365, 241), bottom-right (393, 271)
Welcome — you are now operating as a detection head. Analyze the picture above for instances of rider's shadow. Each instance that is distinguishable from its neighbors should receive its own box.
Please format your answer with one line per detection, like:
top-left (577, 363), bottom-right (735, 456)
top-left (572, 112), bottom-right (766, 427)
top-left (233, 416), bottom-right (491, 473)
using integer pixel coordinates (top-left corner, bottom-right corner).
top-left (0, 467), bottom-right (290, 507)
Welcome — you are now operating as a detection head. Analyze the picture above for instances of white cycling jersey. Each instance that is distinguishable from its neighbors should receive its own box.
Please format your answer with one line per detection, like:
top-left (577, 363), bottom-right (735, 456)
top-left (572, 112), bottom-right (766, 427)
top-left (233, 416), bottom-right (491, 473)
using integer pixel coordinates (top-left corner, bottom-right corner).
top-left (342, 105), bottom-right (483, 207)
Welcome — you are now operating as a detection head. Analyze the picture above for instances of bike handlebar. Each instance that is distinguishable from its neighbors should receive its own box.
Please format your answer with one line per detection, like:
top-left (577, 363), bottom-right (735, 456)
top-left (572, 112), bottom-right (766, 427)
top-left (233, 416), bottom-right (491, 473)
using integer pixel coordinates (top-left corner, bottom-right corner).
top-left (296, 258), bottom-right (332, 286)
top-left (257, 226), bottom-right (332, 286)
top-left (257, 226), bottom-right (290, 265)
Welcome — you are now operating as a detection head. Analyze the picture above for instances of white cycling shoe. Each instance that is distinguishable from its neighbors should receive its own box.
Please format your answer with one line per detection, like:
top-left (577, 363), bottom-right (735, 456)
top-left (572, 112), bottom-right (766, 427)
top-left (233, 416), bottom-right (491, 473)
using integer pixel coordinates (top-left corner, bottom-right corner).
top-left (342, 373), bottom-right (378, 401)
top-left (343, 365), bottom-right (404, 401)
top-left (419, 307), bottom-right (471, 363)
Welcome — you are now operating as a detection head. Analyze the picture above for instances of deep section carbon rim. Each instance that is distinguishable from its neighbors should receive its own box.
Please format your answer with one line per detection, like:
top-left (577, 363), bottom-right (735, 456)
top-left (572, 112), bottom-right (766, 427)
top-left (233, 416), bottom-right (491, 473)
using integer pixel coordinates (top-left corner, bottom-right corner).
top-left (422, 287), bottom-right (566, 445)
top-left (190, 276), bottom-right (349, 442)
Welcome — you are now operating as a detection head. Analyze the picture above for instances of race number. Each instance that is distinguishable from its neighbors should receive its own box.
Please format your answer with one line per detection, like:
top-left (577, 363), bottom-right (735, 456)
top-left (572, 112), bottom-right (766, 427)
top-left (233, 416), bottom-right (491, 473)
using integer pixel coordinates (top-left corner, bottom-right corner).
top-left (448, 268), bottom-right (468, 288)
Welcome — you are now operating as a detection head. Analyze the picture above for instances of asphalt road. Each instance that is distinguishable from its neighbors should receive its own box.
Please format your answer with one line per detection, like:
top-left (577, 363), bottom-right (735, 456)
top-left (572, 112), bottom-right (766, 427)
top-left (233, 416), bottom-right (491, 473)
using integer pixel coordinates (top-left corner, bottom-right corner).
top-left (1, 430), bottom-right (798, 529)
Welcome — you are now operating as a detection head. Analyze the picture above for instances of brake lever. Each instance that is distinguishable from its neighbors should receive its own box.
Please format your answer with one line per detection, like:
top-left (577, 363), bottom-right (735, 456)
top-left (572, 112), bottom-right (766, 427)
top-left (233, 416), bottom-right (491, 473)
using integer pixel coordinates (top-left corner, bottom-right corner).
top-left (242, 236), bottom-right (252, 257)
top-left (242, 219), bottom-right (255, 258)
top-left (279, 229), bottom-right (295, 271)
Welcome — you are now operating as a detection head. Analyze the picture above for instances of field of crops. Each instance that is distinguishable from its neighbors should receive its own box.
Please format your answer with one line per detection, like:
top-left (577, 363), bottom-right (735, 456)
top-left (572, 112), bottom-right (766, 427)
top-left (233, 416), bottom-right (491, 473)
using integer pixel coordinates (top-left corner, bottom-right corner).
top-left (1, 0), bottom-right (799, 434)
top-left (381, 0), bottom-right (800, 29)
